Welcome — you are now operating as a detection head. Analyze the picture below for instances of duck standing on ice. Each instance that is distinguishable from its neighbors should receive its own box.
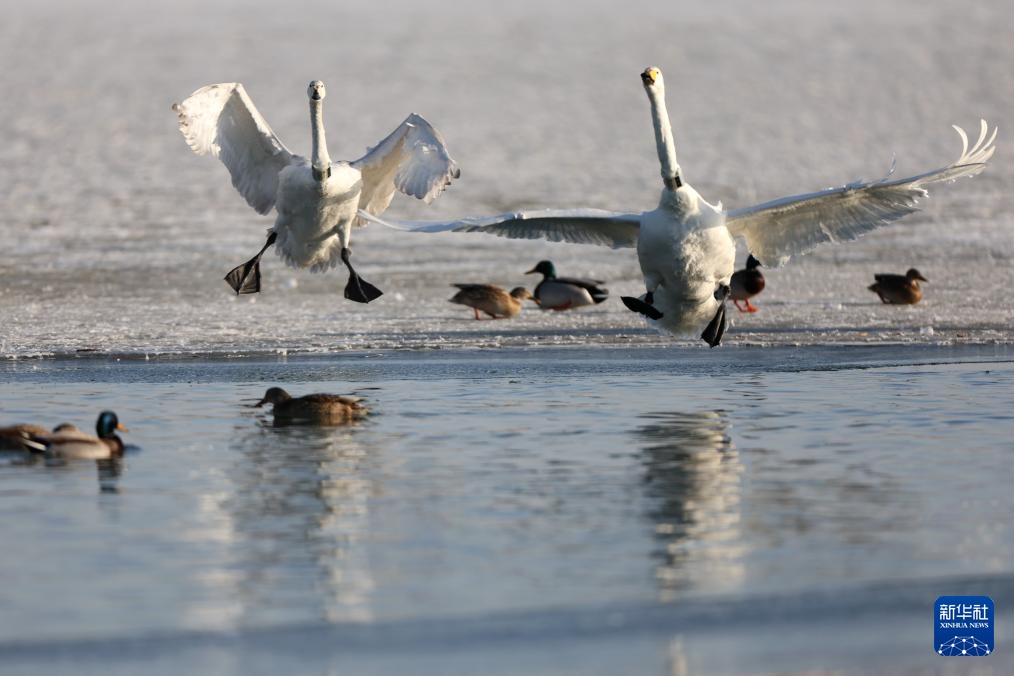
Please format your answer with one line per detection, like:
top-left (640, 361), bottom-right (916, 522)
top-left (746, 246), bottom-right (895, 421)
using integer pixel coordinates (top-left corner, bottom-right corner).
top-left (361, 67), bottom-right (994, 346)
top-left (174, 80), bottom-right (459, 302)
top-left (868, 268), bottom-right (928, 304)
top-left (525, 260), bottom-right (608, 311)
top-left (449, 284), bottom-right (535, 319)
top-left (730, 255), bottom-right (765, 313)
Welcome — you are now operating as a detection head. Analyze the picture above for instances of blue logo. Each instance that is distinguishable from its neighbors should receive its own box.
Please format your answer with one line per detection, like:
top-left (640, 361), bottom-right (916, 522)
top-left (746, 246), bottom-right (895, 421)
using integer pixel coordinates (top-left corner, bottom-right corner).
top-left (935, 596), bottom-right (993, 656)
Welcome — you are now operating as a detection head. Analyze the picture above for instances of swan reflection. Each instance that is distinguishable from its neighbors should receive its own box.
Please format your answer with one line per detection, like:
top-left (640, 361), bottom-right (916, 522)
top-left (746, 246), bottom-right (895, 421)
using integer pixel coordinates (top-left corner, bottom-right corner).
top-left (638, 410), bottom-right (745, 599)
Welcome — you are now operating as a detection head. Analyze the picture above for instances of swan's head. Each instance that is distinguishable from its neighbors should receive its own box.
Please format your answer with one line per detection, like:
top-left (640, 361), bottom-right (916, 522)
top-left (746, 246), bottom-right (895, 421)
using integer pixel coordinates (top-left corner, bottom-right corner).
top-left (905, 268), bottom-right (928, 283)
top-left (307, 80), bottom-right (326, 102)
top-left (640, 66), bottom-right (663, 91)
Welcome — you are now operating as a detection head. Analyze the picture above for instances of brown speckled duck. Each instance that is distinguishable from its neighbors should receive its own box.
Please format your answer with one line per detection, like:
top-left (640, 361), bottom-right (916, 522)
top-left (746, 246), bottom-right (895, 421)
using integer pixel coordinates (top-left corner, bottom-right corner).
top-left (43, 412), bottom-right (128, 460)
top-left (449, 284), bottom-right (535, 319)
top-left (0, 424), bottom-right (49, 452)
top-left (255, 387), bottom-right (368, 424)
top-left (868, 268), bottom-right (927, 304)
top-left (730, 254), bottom-right (765, 313)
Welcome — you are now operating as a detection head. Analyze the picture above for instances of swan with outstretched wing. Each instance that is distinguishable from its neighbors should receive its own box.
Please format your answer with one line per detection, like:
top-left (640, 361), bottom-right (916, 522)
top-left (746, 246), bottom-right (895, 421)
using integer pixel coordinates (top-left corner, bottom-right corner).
top-left (361, 67), bottom-right (994, 345)
top-left (174, 80), bottom-right (459, 302)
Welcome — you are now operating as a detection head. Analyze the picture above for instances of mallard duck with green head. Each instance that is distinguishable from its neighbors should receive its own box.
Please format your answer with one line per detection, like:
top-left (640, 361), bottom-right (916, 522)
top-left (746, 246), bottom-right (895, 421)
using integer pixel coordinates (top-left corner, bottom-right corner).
top-left (868, 268), bottom-right (927, 305)
top-left (449, 284), bottom-right (535, 319)
top-left (525, 260), bottom-right (608, 311)
top-left (43, 412), bottom-right (129, 460)
top-left (255, 387), bottom-right (368, 424)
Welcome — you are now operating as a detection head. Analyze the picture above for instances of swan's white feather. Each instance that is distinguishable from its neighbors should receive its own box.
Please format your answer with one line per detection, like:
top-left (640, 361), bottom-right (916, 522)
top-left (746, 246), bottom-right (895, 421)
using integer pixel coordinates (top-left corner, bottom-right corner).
top-left (352, 113), bottom-right (460, 219)
top-left (359, 208), bottom-right (642, 249)
top-left (725, 121), bottom-right (996, 267)
top-left (173, 83), bottom-right (297, 215)
top-left (175, 82), bottom-right (459, 284)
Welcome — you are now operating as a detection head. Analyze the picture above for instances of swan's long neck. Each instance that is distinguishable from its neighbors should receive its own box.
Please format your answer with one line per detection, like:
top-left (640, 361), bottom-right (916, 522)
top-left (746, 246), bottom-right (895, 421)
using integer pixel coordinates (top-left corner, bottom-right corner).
top-left (647, 86), bottom-right (682, 190)
top-left (310, 98), bottom-right (331, 182)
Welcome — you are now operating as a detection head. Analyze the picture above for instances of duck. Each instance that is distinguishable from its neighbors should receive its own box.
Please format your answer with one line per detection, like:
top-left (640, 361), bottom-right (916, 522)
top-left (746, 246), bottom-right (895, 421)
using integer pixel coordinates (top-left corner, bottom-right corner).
top-left (868, 268), bottom-right (928, 304)
top-left (360, 67), bottom-right (993, 347)
top-left (43, 412), bottom-right (128, 460)
top-left (524, 260), bottom-right (608, 310)
top-left (255, 387), bottom-right (368, 424)
top-left (173, 80), bottom-right (459, 302)
top-left (450, 284), bottom-right (535, 319)
top-left (730, 254), bottom-right (765, 313)
top-left (0, 424), bottom-right (49, 453)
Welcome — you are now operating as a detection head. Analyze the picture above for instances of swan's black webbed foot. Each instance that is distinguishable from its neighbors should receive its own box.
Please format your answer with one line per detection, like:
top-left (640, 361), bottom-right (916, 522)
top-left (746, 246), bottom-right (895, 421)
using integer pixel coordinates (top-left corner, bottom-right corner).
top-left (701, 284), bottom-right (731, 348)
top-left (621, 291), bottom-right (663, 320)
top-left (225, 232), bottom-right (277, 295)
top-left (621, 296), bottom-right (664, 319)
top-left (700, 304), bottom-right (727, 348)
top-left (341, 248), bottom-right (383, 304)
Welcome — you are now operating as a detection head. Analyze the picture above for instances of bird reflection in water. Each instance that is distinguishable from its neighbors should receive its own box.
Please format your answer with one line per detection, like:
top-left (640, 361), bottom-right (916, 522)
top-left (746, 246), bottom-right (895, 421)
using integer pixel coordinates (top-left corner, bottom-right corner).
top-left (638, 410), bottom-right (745, 600)
top-left (220, 417), bottom-right (378, 625)
top-left (96, 456), bottom-right (124, 493)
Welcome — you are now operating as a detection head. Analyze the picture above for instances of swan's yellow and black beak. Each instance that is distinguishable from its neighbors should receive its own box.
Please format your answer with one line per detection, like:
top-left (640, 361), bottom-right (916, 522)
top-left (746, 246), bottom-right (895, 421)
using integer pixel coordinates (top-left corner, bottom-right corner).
top-left (641, 67), bottom-right (659, 85)
top-left (308, 80), bottom-right (326, 101)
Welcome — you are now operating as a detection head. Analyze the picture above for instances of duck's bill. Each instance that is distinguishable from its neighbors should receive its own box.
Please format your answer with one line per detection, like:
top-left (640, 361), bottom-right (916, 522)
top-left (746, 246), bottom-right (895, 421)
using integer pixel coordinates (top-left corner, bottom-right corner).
top-left (524, 267), bottom-right (537, 274)
top-left (116, 423), bottom-right (130, 433)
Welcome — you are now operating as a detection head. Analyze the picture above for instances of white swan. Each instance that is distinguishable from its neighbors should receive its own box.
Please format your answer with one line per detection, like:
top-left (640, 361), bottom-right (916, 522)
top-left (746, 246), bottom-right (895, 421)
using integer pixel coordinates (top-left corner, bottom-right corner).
top-left (173, 80), bottom-right (460, 302)
top-left (361, 66), bottom-right (996, 344)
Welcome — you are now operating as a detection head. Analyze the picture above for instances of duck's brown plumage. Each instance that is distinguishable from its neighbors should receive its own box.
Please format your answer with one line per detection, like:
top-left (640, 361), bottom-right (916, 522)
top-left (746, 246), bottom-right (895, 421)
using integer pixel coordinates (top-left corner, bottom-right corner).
top-left (0, 424), bottom-right (49, 452)
top-left (449, 284), bottom-right (534, 319)
top-left (256, 387), bottom-right (368, 424)
top-left (868, 268), bottom-right (927, 305)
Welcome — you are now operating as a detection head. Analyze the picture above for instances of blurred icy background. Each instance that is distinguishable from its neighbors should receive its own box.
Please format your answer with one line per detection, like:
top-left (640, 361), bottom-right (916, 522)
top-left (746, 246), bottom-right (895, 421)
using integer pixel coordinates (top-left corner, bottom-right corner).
top-left (0, 0), bottom-right (1010, 358)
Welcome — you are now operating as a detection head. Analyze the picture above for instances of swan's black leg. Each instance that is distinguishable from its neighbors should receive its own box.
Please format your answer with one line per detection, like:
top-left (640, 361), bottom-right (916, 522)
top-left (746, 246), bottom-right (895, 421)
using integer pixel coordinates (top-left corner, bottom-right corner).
top-left (224, 232), bottom-right (277, 295)
top-left (341, 248), bottom-right (383, 303)
top-left (621, 289), bottom-right (663, 320)
top-left (701, 284), bottom-right (731, 348)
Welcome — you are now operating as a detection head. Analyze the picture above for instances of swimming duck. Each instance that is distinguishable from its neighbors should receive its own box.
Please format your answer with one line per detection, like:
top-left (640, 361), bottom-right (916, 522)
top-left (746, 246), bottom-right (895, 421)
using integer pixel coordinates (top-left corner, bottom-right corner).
top-left (450, 284), bottom-right (535, 319)
top-left (730, 254), bottom-right (765, 313)
top-left (524, 260), bottom-right (608, 310)
top-left (43, 412), bottom-right (128, 460)
top-left (360, 67), bottom-right (993, 347)
top-left (174, 80), bottom-right (459, 302)
top-left (868, 268), bottom-right (927, 304)
top-left (255, 387), bottom-right (368, 424)
top-left (0, 424), bottom-right (49, 452)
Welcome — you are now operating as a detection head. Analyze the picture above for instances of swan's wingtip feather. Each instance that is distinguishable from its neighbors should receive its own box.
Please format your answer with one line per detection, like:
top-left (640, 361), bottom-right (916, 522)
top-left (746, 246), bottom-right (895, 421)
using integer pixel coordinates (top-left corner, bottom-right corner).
top-left (952, 124), bottom-right (970, 159)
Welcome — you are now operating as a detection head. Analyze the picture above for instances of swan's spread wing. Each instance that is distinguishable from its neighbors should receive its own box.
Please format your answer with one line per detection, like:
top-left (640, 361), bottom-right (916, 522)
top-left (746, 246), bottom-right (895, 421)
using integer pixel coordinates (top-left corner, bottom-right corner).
top-left (359, 208), bottom-right (642, 249)
top-left (725, 121), bottom-right (996, 267)
top-left (351, 114), bottom-right (460, 217)
top-left (173, 83), bottom-right (296, 215)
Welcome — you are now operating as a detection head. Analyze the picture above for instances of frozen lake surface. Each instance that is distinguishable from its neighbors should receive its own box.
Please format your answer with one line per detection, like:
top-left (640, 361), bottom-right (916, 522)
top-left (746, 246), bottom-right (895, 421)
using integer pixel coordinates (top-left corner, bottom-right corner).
top-left (1, 0), bottom-right (1013, 673)
top-left (0, 0), bottom-right (1012, 357)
